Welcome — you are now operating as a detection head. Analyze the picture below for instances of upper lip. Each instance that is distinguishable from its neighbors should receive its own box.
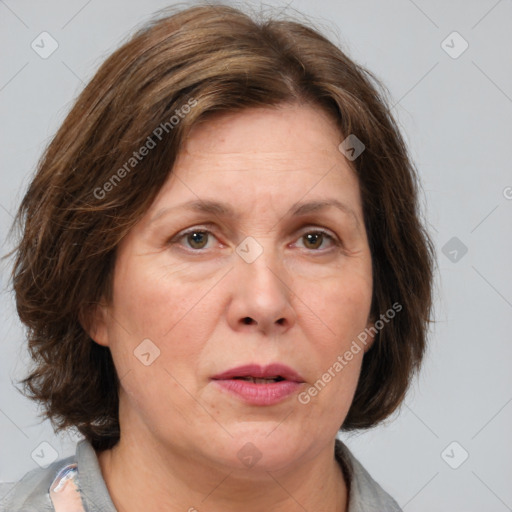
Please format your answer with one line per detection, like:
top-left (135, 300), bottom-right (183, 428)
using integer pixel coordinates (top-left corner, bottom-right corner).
top-left (212, 363), bottom-right (305, 383)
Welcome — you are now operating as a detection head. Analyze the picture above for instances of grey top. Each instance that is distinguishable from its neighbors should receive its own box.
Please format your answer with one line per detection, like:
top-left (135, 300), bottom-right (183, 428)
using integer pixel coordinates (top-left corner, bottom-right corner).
top-left (1, 438), bottom-right (402, 511)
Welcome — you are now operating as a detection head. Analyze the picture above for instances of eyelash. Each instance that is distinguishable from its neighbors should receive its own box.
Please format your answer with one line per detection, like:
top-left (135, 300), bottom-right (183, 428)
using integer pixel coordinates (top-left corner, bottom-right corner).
top-left (168, 226), bottom-right (341, 253)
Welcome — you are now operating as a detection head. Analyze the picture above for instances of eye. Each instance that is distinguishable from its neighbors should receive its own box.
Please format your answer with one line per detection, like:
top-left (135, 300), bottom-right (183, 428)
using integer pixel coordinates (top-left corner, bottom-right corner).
top-left (168, 226), bottom-right (340, 252)
top-left (295, 229), bottom-right (339, 251)
top-left (172, 228), bottom-right (217, 250)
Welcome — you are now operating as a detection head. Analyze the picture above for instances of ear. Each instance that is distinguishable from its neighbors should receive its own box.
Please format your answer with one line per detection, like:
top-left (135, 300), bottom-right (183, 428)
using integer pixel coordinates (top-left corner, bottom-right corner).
top-left (78, 300), bottom-right (110, 347)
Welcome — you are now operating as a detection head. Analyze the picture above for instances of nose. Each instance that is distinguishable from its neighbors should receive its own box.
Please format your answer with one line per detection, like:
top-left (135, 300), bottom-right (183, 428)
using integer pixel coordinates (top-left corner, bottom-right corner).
top-left (226, 244), bottom-right (296, 336)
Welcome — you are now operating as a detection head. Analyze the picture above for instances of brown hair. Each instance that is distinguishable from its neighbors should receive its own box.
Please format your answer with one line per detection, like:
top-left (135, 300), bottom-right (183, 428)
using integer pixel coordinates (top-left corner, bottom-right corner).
top-left (6, 3), bottom-right (434, 451)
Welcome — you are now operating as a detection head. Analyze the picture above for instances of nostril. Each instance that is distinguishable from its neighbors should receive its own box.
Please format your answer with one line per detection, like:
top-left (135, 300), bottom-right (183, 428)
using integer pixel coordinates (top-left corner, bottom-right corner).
top-left (243, 317), bottom-right (253, 325)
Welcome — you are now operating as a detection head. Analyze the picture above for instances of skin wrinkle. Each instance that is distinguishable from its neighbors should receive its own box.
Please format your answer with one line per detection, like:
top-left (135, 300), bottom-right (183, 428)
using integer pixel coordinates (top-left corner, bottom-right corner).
top-left (90, 104), bottom-right (375, 512)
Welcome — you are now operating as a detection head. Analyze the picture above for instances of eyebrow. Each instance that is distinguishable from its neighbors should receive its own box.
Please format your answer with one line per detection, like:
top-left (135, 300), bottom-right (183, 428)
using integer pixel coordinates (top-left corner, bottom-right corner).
top-left (149, 198), bottom-right (359, 227)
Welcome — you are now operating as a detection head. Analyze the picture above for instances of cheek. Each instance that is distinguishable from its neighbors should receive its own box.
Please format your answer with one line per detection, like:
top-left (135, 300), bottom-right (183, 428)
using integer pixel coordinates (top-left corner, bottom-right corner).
top-left (292, 264), bottom-right (371, 414)
top-left (105, 266), bottom-right (213, 428)
top-left (110, 252), bottom-right (221, 342)
top-left (296, 265), bottom-right (372, 347)
top-left (297, 305), bottom-right (366, 428)
top-left (105, 255), bottom-right (223, 409)
top-left (295, 333), bottom-right (364, 439)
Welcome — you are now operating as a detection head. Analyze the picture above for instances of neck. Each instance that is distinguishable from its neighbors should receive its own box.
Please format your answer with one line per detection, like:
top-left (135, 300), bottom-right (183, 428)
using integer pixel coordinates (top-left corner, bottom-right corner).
top-left (97, 431), bottom-right (348, 512)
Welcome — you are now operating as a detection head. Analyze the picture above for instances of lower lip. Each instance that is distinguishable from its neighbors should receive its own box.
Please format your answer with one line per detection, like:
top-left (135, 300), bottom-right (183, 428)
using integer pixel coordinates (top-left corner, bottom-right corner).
top-left (212, 379), bottom-right (303, 405)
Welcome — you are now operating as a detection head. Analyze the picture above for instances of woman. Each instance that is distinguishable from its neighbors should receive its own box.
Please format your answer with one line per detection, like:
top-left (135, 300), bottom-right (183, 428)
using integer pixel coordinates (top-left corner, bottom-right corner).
top-left (4, 3), bottom-right (434, 511)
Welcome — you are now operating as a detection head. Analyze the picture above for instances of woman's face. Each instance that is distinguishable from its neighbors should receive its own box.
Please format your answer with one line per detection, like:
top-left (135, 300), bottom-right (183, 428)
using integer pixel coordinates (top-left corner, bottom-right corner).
top-left (93, 103), bottom-right (374, 471)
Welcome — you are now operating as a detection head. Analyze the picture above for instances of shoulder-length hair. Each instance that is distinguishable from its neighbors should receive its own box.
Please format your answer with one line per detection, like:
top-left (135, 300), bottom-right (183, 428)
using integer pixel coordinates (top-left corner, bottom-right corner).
top-left (7, 3), bottom-right (434, 451)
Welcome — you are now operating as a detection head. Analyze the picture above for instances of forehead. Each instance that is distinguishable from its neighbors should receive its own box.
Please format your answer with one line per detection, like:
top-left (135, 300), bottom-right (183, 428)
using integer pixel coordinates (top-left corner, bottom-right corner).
top-left (145, 104), bottom-right (363, 222)
top-left (182, 103), bottom-right (343, 158)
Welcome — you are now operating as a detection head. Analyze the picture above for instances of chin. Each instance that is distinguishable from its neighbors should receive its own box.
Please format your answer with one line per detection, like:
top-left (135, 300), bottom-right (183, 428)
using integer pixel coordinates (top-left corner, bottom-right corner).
top-left (211, 427), bottom-right (309, 472)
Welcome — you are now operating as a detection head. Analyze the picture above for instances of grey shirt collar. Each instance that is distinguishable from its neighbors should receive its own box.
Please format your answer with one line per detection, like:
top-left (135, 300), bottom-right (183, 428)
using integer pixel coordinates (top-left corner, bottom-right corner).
top-left (3, 438), bottom-right (402, 511)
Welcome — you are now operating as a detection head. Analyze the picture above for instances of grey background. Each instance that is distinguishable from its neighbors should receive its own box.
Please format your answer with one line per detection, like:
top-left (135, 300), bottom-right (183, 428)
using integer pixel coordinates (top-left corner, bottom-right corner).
top-left (1, 0), bottom-right (511, 510)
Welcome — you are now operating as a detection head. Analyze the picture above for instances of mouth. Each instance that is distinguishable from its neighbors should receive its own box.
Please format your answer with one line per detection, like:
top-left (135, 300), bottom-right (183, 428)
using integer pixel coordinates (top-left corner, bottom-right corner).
top-left (211, 363), bottom-right (305, 383)
top-left (231, 376), bottom-right (286, 384)
top-left (211, 364), bottom-right (305, 405)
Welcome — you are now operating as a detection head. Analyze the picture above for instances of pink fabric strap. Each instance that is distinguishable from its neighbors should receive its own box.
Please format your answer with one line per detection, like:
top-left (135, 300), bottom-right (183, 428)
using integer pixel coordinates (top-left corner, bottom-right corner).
top-left (49, 463), bottom-right (86, 512)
